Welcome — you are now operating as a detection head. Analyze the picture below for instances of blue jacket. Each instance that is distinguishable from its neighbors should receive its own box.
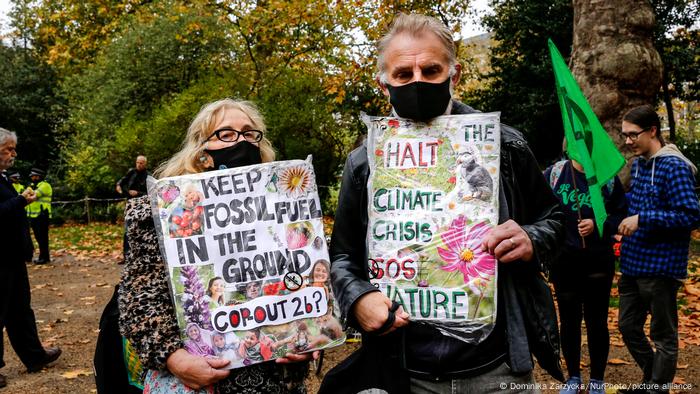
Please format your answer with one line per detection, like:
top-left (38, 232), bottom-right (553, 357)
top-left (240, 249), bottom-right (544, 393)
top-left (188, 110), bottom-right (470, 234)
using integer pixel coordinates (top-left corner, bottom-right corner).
top-left (621, 150), bottom-right (700, 279)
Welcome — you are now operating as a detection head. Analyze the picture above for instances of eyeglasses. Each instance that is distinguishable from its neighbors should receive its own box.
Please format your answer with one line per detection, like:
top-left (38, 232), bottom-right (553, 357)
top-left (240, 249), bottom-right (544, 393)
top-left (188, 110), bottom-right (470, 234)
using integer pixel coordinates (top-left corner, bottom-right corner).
top-left (206, 127), bottom-right (263, 143)
top-left (619, 128), bottom-right (650, 141)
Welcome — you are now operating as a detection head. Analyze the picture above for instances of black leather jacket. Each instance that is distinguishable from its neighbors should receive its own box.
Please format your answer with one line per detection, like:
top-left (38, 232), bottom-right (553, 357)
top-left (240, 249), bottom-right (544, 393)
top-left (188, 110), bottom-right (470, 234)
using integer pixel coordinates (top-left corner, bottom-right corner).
top-left (330, 101), bottom-right (565, 380)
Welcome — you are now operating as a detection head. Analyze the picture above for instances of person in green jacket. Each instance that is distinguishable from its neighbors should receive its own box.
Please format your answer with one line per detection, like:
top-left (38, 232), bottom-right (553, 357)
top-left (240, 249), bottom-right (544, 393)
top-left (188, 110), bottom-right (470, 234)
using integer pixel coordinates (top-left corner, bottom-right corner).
top-left (27, 168), bottom-right (52, 264)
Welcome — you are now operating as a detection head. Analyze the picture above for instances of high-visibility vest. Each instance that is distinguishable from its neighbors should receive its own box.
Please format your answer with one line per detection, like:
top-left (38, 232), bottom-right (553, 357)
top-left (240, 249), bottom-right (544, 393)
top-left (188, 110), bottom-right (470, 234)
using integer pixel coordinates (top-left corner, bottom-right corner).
top-left (27, 180), bottom-right (52, 218)
top-left (12, 182), bottom-right (25, 194)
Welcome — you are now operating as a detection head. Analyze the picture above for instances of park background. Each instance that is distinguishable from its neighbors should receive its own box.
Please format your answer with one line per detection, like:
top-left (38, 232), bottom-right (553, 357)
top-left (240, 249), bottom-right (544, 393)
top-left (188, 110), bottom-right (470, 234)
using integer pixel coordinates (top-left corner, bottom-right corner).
top-left (0, 0), bottom-right (699, 393)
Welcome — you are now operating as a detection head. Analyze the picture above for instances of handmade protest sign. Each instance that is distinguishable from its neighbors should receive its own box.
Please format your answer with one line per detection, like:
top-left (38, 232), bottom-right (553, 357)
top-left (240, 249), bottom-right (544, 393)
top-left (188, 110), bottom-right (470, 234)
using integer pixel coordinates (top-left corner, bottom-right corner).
top-left (148, 157), bottom-right (345, 369)
top-left (364, 113), bottom-right (500, 344)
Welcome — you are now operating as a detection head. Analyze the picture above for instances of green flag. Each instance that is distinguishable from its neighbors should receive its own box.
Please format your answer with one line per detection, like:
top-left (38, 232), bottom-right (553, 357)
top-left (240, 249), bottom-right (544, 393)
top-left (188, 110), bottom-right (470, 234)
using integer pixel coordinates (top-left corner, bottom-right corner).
top-left (548, 39), bottom-right (625, 237)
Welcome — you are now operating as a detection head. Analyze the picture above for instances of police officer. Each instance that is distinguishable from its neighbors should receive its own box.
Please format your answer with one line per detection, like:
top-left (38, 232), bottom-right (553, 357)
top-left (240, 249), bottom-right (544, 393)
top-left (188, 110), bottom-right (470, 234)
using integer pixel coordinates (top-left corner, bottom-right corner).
top-left (7, 170), bottom-right (24, 193)
top-left (27, 168), bottom-right (52, 264)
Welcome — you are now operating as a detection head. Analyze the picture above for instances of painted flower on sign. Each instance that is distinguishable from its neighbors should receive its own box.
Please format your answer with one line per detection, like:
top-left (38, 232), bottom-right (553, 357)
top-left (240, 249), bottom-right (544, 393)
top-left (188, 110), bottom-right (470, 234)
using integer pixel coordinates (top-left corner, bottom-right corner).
top-left (437, 215), bottom-right (495, 283)
top-left (278, 166), bottom-right (312, 198)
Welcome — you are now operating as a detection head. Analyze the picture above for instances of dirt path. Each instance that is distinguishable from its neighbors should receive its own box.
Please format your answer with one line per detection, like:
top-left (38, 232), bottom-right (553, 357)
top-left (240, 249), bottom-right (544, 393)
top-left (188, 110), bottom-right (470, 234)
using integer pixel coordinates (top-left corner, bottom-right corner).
top-left (2, 252), bottom-right (699, 393)
top-left (1, 253), bottom-right (120, 393)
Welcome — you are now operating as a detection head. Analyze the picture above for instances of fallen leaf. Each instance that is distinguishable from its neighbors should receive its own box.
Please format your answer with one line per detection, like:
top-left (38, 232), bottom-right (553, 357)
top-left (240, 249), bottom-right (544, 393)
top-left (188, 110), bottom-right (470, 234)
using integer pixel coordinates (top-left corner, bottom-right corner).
top-left (677, 363), bottom-right (689, 370)
top-left (608, 358), bottom-right (631, 365)
top-left (61, 369), bottom-right (92, 379)
top-left (63, 310), bottom-right (74, 315)
top-left (685, 284), bottom-right (700, 297)
top-left (673, 377), bottom-right (686, 384)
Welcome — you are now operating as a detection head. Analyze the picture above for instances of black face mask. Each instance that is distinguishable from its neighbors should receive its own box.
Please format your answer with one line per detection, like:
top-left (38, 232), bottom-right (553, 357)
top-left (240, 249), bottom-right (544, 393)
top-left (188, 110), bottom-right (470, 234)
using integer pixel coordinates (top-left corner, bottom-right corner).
top-left (386, 77), bottom-right (452, 122)
top-left (204, 141), bottom-right (262, 170)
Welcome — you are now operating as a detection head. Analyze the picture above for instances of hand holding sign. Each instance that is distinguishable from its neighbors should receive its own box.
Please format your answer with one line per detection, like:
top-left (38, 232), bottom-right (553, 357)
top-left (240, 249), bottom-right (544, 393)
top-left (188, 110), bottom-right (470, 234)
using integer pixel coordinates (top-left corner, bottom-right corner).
top-left (480, 219), bottom-right (534, 263)
top-left (165, 349), bottom-right (230, 389)
top-left (352, 291), bottom-right (409, 335)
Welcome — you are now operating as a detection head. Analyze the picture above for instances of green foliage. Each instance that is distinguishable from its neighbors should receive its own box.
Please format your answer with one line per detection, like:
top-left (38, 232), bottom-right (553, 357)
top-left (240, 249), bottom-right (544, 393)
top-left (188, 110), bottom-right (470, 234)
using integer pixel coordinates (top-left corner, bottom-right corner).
top-left (651, 0), bottom-right (700, 101)
top-left (257, 69), bottom-right (361, 208)
top-left (7, 0), bottom-right (476, 211)
top-left (0, 44), bottom-right (62, 170)
top-left (675, 135), bottom-right (700, 169)
top-left (59, 7), bottom-right (230, 197)
top-left (464, 0), bottom-right (573, 164)
top-left (51, 200), bottom-right (125, 225)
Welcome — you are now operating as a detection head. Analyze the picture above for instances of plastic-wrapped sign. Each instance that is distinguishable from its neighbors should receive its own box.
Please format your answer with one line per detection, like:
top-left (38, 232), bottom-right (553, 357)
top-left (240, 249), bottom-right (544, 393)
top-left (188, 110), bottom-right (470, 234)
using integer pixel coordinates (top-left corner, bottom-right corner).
top-left (148, 157), bottom-right (345, 369)
top-left (364, 113), bottom-right (500, 344)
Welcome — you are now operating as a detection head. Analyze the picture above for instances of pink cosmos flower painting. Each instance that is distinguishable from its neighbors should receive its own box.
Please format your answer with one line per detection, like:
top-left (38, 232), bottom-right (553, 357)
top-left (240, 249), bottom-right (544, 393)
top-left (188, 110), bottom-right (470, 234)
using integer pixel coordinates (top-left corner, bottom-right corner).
top-left (437, 215), bottom-right (496, 283)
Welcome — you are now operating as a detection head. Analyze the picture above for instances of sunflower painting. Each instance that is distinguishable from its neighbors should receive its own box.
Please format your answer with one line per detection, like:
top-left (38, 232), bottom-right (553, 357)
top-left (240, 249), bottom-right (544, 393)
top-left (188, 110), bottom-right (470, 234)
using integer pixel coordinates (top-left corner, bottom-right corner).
top-left (278, 165), bottom-right (313, 199)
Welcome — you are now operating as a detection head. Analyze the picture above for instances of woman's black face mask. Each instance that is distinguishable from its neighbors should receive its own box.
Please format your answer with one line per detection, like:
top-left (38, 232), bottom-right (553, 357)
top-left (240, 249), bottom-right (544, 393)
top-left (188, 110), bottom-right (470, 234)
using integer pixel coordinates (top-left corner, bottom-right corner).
top-left (385, 77), bottom-right (452, 122)
top-left (204, 141), bottom-right (262, 170)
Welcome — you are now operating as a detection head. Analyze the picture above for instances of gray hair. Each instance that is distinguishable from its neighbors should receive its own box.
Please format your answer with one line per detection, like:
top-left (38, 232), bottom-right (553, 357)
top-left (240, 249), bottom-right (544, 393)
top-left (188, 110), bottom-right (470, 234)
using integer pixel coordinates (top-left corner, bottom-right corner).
top-left (0, 127), bottom-right (17, 146)
top-left (377, 13), bottom-right (457, 81)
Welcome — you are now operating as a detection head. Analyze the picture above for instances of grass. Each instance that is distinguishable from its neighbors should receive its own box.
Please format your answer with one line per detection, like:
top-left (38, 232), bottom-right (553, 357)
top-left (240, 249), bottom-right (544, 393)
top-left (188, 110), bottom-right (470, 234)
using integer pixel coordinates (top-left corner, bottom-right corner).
top-left (50, 222), bottom-right (123, 253)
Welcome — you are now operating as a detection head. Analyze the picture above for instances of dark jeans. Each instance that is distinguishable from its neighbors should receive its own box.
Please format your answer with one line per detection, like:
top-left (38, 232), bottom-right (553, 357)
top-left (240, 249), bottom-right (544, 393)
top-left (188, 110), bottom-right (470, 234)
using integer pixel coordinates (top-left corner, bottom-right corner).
top-left (552, 251), bottom-right (613, 381)
top-left (410, 362), bottom-right (539, 394)
top-left (30, 211), bottom-right (50, 261)
top-left (618, 275), bottom-right (682, 391)
top-left (0, 258), bottom-right (47, 369)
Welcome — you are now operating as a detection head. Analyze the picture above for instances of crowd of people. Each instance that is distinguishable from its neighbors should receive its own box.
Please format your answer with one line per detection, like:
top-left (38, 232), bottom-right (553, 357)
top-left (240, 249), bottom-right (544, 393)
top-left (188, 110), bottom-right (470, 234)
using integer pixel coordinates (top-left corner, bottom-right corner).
top-left (1, 12), bottom-right (698, 394)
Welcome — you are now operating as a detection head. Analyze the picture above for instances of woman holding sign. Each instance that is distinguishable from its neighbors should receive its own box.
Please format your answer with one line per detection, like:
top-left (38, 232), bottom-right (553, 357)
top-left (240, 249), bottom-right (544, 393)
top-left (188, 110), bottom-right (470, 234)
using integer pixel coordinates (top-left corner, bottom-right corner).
top-left (119, 99), bottom-right (316, 393)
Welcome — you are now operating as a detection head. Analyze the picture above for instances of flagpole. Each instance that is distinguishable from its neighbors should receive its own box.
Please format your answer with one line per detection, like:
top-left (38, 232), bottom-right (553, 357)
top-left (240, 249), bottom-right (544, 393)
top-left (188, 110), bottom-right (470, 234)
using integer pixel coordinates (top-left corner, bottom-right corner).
top-left (568, 161), bottom-right (587, 249)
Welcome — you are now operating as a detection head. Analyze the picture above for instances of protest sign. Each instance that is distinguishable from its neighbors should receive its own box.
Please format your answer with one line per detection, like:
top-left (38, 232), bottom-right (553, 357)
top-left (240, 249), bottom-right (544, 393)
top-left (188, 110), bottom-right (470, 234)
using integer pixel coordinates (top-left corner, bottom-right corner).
top-left (148, 157), bottom-right (345, 369)
top-left (364, 113), bottom-right (500, 343)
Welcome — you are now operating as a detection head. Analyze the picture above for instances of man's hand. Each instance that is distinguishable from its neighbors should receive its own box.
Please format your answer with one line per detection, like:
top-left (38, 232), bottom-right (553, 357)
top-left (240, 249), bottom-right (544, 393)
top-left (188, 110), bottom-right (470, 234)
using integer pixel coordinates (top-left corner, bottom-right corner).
top-left (618, 215), bottom-right (639, 237)
top-left (115, 184), bottom-right (122, 195)
top-left (481, 219), bottom-right (534, 263)
top-left (352, 292), bottom-right (409, 334)
top-left (128, 190), bottom-right (138, 197)
top-left (577, 219), bottom-right (594, 237)
top-left (21, 188), bottom-right (36, 204)
top-left (165, 349), bottom-right (230, 389)
top-left (276, 350), bottom-right (320, 364)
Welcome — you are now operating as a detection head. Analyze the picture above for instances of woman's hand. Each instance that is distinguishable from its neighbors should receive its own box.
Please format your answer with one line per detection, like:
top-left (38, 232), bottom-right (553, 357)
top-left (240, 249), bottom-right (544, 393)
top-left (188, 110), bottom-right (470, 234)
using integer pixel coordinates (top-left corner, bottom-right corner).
top-left (166, 349), bottom-right (230, 389)
top-left (275, 350), bottom-right (320, 364)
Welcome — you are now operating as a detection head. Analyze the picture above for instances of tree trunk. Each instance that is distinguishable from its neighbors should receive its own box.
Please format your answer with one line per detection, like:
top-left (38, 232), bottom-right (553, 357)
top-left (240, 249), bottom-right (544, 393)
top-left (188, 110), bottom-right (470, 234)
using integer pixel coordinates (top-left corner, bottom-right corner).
top-left (571, 0), bottom-right (663, 186)
top-left (661, 68), bottom-right (676, 143)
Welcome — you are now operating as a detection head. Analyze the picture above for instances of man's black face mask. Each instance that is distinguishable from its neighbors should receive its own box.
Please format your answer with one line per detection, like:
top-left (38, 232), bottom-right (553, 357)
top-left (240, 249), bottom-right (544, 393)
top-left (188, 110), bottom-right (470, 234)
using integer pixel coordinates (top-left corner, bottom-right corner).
top-left (386, 76), bottom-right (452, 122)
top-left (204, 141), bottom-right (262, 170)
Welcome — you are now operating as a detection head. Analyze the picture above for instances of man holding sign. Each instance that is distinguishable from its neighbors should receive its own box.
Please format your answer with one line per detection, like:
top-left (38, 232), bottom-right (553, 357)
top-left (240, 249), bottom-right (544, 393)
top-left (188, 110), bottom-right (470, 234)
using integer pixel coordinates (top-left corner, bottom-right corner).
top-left (328, 13), bottom-right (565, 393)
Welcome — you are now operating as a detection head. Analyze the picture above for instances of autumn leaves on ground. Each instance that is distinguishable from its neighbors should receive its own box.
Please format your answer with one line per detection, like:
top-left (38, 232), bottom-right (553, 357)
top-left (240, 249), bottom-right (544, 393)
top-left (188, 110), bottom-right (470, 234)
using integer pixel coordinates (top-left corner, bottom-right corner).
top-left (2, 224), bottom-right (699, 394)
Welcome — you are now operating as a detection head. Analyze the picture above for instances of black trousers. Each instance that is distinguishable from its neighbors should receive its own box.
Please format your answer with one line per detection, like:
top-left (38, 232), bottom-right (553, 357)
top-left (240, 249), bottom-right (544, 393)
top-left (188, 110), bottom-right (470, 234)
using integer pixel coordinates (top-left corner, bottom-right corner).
top-left (0, 257), bottom-right (46, 369)
top-left (552, 250), bottom-right (614, 381)
top-left (618, 275), bottom-right (681, 392)
top-left (30, 210), bottom-right (50, 261)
